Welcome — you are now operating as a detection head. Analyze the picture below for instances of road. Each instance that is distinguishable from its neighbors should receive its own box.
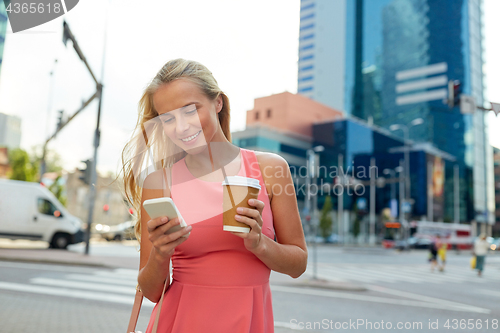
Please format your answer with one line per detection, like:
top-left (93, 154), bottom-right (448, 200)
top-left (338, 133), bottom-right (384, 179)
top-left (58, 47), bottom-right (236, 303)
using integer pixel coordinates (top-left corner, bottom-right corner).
top-left (0, 242), bottom-right (499, 332)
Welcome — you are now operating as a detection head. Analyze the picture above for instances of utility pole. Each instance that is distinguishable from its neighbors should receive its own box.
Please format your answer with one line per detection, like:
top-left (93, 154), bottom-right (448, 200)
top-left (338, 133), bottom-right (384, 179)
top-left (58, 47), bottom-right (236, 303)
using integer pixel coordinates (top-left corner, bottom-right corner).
top-left (454, 164), bottom-right (460, 224)
top-left (427, 161), bottom-right (433, 222)
top-left (369, 157), bottom-right (376, 245)
top-left (338, 154), bottom-right (344, 245)
top-left (399, 160), bottom-right (405, 225)
top-left (61, 20), bottom-right (106, 255)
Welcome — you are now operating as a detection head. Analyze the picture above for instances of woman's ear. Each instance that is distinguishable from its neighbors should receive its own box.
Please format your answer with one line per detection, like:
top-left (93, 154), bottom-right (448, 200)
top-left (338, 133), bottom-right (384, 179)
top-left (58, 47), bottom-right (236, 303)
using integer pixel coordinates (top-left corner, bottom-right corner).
top-left (216, 95), bottom-right (223, 114)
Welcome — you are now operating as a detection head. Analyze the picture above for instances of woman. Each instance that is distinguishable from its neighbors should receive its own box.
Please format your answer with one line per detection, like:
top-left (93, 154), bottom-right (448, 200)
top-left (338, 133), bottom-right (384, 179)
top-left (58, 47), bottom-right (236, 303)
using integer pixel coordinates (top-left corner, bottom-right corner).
top-left (122, 59), bottom-right (308, 332)
top-left (473, 233), bottom-right (490, 277)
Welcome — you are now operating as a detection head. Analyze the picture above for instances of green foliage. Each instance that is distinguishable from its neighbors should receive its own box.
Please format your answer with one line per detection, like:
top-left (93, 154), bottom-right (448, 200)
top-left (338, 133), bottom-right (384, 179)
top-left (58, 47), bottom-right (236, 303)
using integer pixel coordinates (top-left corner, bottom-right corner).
top-left (319, 195), bottom-right (333, 238)
top-left (8, 148), bottom-right (38, 181)
top-left (31, 146), bottom-right (63, 173)
top-left (48, 175), bottom-right (67, 207)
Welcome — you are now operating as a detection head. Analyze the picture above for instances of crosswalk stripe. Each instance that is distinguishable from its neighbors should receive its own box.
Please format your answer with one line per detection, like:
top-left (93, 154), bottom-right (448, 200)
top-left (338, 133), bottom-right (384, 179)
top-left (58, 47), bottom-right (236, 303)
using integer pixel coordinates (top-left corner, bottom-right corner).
top-left (307, 263), bottom-right (498, 285)
top-left (271, 285), bottom-right (490, 314)
top-left (378, 265), bottom-right (465, 283)
top-left (307, 265), bottom-right (377, 283)
top-left (356, 266), bottom-right (425, 283)
top-left (334, 266), bottom-right (401, 283)
top-left (65, 273), bottom-right (137, 286)
top-left (93, 271), bottom-right (138, 281)
top-left (0, 281), bottom-right (155, 307)
top-left (31, 277), bottom-right (136, 295)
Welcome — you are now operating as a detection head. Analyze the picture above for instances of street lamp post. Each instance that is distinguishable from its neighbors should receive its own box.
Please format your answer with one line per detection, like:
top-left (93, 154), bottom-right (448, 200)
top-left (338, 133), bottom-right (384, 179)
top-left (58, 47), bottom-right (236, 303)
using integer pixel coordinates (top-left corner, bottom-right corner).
top-left (306, 145), bottom-right (324, 280)
top-left (389, 118), bottom-right (424, 216)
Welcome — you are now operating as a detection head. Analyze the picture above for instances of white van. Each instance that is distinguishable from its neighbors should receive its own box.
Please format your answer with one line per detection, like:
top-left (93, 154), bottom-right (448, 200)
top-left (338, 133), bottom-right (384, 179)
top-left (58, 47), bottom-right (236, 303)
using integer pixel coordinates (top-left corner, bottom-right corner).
top-left (0, 179), bottom-right (84, 249)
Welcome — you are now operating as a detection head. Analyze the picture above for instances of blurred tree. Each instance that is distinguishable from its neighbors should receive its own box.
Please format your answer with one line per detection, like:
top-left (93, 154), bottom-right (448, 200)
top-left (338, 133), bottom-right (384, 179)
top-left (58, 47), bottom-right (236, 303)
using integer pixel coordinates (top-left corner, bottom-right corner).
top-left (31, 146), bottom-right (63, 173)
top-left (319, 195), bottom-right (333, 238)
top-left (8, 148), bottom-right (38, 181)
top-left (49, 175), bottom-right (67, 206)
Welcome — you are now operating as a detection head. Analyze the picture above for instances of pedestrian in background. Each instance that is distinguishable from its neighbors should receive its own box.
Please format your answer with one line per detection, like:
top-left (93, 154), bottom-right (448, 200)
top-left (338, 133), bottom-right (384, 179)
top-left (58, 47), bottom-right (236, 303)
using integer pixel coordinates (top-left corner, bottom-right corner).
top-left (473, 233), bottom-right (490, 277)
top-left (436, 235), bottom-right (447, 272)
top-left (429, 235), bottom-right (438, 272)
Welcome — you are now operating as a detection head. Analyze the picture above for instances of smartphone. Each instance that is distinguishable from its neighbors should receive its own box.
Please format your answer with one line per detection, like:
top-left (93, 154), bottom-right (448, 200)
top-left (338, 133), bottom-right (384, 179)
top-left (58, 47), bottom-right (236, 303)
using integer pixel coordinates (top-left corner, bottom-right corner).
top-left (143, 197), bottom-right (190, 237)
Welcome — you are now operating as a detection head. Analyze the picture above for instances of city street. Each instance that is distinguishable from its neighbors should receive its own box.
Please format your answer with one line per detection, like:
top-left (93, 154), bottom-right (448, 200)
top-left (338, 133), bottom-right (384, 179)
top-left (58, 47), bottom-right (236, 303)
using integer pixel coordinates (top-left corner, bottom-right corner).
top-left (0, 242), bottom-right (499, 332)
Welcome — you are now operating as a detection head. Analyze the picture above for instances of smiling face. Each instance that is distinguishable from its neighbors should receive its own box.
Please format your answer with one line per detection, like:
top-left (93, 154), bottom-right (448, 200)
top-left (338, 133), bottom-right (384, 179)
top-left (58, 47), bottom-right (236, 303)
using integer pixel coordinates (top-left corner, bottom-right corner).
top-left (152, 78), bottom-right (222, 154)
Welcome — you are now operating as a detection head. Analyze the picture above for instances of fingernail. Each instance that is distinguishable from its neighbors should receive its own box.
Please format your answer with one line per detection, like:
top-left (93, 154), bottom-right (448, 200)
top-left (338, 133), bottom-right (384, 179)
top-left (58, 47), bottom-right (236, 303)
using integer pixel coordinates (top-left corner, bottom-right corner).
top-left (249, 199), bottom-right (254, 204)
top-left (186, 225), bottom-right (192, 231)
top-left (237, 207), bottom-right (243, 213)
top-left (161, 217), bottom-right (168, 223)
top-left (235, 215), bottom-right (240, 220)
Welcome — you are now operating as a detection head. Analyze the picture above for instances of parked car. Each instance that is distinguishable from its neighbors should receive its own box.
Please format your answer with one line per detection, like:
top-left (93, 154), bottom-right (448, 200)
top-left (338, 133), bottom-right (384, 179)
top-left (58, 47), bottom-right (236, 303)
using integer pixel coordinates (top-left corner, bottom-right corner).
top-left (0, 179), bottom-right (84, 249)
top-left (96, 220), bottom-right (136, 241)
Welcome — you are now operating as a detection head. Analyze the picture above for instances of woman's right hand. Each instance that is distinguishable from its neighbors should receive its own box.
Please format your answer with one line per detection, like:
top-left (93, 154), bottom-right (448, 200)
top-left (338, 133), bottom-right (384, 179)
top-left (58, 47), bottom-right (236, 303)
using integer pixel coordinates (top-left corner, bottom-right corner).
top-left (147, 216), bottom-right (192, 261)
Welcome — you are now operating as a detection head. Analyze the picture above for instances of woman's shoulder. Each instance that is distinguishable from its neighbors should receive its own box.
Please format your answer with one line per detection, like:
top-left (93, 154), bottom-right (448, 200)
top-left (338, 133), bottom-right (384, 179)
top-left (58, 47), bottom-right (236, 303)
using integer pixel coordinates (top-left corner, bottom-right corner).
top-left (252, 150), bottom-right (289, 169)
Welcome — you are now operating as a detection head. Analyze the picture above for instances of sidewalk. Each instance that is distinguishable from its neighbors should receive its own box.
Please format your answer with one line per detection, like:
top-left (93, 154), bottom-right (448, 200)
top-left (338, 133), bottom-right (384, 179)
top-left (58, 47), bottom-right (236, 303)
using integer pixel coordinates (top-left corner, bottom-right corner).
top-left (0, 238), bottom-right (140, 269)
top-left (0, 239), bottom-right (366, 292)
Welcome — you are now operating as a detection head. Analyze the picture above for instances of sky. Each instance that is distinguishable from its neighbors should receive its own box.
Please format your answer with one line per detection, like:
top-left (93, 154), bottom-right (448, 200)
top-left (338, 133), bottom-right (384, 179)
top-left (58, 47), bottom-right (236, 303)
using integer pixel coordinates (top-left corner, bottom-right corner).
top-left (0, 0), bottom-right (498, 176)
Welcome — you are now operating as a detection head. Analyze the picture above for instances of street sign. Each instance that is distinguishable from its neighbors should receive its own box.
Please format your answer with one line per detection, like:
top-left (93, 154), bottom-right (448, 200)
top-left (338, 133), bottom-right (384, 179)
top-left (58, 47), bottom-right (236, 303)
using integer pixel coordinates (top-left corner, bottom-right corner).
top-left (460, 95), bottom-right (476, 114)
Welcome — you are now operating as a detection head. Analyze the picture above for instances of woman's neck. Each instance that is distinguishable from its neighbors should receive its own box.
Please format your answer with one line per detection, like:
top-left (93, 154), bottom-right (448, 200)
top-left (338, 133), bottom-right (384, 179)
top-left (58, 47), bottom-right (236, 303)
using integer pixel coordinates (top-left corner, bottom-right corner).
top-left (185, 140), bottom-right (240, 175)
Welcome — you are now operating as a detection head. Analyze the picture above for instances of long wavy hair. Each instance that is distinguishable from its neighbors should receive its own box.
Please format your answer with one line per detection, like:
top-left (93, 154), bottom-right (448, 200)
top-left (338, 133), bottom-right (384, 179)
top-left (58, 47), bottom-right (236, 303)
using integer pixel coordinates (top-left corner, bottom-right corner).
top-left (121, 59), bottom-right (232, 242)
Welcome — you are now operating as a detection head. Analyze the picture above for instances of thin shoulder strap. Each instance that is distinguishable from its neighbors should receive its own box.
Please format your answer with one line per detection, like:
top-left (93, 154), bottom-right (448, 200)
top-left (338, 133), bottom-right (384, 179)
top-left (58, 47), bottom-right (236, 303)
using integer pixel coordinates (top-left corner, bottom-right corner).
top-left (162, 166), bottom-right (172, 198)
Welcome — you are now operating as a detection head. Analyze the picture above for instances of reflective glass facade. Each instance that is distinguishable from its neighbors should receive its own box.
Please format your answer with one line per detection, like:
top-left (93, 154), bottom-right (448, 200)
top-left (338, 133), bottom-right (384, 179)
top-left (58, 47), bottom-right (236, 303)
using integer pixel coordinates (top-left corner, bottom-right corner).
top-left (300, 0), bottom-right (492, 223)
top-left (0, 1), bottom-right (8, 77)
top-left (313, 119), bottom-right (456, 221)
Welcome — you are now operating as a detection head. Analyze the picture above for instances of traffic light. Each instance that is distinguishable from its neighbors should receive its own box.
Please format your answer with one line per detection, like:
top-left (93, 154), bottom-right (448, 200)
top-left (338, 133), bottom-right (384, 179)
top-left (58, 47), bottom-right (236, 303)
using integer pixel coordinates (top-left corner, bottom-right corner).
top-left (79, 159), bottom-right (93, 185)
top-left (57, 110), bottom-right (64, 129)
top-left (448, 80), bottom-right (462, 108)
top-left (62, 21), bottom-right (71, 47)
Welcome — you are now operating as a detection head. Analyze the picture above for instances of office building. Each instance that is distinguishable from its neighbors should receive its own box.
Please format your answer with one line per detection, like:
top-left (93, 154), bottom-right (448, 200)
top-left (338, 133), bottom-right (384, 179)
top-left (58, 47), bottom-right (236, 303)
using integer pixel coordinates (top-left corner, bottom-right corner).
top-left (0, 112), bottom-right (21, 149)
top-left (297, 0), bottom-right (494, 226)
top-left (0, 1), bottom-right (8, 77)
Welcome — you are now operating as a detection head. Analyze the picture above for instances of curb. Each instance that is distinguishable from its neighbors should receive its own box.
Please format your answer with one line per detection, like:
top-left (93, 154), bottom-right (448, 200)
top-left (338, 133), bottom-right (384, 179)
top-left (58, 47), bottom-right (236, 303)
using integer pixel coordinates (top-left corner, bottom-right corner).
top-left (272, 278), bottom-right (367, 292)
top-left (0, 257), bottom-right (111, 268)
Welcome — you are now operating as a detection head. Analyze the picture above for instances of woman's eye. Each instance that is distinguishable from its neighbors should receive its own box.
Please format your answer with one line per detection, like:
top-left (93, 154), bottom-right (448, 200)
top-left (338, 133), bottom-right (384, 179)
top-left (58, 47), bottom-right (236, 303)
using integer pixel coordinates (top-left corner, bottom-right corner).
top-left (163, 117), bottom-right (174, 123)
top-left (185, 109), bottom-right (197, 115)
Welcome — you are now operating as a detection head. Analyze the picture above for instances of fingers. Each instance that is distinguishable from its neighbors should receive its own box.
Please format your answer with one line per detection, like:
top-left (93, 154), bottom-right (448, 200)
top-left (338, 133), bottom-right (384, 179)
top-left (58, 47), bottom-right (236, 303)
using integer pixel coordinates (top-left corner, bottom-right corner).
top-left (234, 214), bottom-right (262, 233)
top-left (151, 224), bottom-right (192, 258)
top-left (248, 198), bottom-right (264, 211)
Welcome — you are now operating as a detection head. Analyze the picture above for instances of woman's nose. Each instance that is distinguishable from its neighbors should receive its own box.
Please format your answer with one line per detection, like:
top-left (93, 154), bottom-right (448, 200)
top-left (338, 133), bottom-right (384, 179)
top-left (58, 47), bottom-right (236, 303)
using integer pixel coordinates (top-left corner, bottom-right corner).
top-left (176, 115), bottom-right (190, 134)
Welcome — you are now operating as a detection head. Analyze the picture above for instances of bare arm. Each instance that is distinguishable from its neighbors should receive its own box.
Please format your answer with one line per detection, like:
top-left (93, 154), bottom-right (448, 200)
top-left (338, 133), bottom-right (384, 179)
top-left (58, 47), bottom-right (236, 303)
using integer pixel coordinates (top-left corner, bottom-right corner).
top-left (231, 153), bottom-right (308, 278)
top-left (137, 169), bottom-right (192, 303)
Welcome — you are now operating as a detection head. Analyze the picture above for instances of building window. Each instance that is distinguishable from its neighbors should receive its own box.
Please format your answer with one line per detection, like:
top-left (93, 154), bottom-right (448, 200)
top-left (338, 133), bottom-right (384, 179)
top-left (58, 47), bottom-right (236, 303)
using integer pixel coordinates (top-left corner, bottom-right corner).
top-left (255, 111), bottom-right (259, 120)
top-left (298, 86), bottom-right (313, 93)
top-left (300, 3), bottom-right (314, 12)
top-left (267, 109), bottom-right (271, 118)
top-left (300, 34), bottom-right (314, 42)
top-left (299, 44), bottom-right (314, 51)
top-left (300, 13), bottom-right (314, 21)
top-left (299, 55), bottom-right (314, 62)
top-left (300, 23), bottom-right (314, 32)
top-left (298, 75), bottom-right (313, 83)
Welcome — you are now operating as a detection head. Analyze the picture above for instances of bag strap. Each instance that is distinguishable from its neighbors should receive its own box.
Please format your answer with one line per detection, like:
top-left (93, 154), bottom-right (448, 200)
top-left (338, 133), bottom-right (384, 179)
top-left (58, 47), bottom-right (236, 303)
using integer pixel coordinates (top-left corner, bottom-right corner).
top-left (127, 279), bottom-right (169, 333)
top-left (127, 165), bottom-right (173, 333)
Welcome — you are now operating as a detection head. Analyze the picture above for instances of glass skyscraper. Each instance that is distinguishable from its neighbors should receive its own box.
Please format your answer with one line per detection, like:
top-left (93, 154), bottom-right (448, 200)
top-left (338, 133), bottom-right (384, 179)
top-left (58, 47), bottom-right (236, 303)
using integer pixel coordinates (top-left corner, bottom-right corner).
top-left (298, 0), bottom-right (494, 225)
top-left (0, 0), bottom-right (8, 77)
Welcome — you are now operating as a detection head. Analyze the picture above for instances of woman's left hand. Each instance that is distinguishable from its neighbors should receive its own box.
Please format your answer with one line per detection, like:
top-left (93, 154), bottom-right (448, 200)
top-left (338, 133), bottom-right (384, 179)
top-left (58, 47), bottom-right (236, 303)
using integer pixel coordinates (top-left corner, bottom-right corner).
top-left (231, 198), bottom-right (265, 253)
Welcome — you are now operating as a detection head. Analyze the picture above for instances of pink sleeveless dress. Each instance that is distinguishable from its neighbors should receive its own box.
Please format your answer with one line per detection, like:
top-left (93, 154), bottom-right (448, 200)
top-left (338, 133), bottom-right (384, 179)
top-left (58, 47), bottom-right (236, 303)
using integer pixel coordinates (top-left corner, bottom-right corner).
top-left (145, 148), bottom-right (275, 333)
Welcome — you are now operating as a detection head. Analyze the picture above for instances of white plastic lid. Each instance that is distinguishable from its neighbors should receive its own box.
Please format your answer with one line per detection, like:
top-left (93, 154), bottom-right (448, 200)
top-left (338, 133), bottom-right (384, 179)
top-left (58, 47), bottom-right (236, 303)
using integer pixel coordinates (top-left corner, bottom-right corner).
top-left (221, 176), bottom-right (261, 190)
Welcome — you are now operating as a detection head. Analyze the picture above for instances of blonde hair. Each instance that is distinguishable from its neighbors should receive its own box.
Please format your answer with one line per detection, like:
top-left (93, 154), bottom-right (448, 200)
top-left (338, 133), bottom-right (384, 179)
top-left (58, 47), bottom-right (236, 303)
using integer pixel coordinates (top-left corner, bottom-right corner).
top-left (121, 59), bottom-right (232, 241)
